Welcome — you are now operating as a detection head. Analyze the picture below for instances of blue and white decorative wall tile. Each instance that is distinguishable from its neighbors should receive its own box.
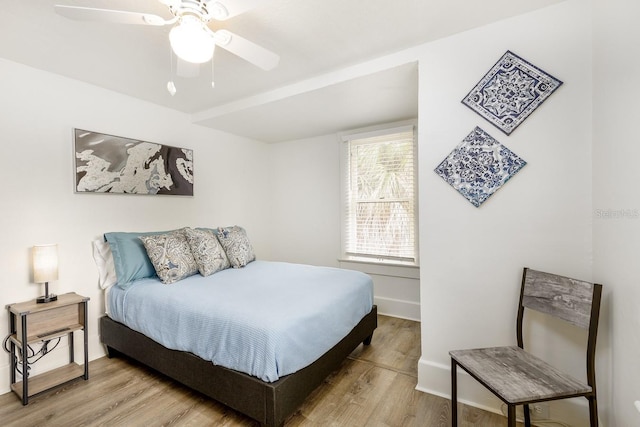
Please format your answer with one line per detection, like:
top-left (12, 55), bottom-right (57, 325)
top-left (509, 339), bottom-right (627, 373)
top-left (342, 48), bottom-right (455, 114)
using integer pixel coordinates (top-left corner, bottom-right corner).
top-left (462, 50), bottom-right (562, 135)
top-left (434, 127), bottom-right (527, 207)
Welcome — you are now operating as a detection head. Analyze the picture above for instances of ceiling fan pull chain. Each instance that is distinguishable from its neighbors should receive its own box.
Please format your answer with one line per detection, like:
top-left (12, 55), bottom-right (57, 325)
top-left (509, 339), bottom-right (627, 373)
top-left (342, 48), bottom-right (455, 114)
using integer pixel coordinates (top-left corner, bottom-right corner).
top-left (211, 58), bottom-right (215, 89)
top-left (167, 45), bottom-right (177, 96)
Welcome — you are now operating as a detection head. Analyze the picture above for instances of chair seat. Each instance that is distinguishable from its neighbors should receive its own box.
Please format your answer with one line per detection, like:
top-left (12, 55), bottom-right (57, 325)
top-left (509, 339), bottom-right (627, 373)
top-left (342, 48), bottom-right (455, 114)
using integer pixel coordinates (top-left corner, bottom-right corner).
top-left (450, 346), bottom-right (592, 404)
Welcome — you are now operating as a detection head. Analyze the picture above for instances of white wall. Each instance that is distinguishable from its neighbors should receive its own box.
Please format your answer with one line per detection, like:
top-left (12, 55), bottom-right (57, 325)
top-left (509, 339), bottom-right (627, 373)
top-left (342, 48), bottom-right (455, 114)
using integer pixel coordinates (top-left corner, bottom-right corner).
top-left (267, 135), bottom-right (342, 267)
top-left (593, 0), bottom-right (640, 425)
top-left (0, 58), bottom-right (271, 393)
top-left (417, 1), bottom-right (598, 425)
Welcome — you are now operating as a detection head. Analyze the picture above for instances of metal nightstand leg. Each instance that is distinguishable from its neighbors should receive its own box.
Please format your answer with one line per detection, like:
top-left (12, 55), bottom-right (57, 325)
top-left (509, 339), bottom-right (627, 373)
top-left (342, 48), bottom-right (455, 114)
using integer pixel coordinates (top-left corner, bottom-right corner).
top-left (21, 315), bottom-right (28, 405)
top-left (83, 301), bottom-right (89, 380)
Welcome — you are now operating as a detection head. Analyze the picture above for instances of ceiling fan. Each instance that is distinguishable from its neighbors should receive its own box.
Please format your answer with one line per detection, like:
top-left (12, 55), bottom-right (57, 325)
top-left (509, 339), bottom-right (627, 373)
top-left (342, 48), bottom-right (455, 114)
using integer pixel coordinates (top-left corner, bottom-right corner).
top-left (55, 0), bottom-right (280, 94)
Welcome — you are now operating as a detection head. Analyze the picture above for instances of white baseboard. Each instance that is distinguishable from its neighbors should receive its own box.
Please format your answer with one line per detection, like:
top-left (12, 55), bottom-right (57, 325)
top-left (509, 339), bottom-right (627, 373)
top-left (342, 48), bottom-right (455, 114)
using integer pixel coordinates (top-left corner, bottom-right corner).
top-left (417, 357), bottom-right (593, 426)
top-left (374, 296), bottom-right (420, 321)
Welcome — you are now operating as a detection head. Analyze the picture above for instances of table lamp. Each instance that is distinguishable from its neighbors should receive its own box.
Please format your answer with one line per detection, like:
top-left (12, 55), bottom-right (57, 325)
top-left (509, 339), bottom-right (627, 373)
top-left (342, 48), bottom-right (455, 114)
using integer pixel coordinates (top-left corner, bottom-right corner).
top-left (32, 244), bottom-right (59, 303)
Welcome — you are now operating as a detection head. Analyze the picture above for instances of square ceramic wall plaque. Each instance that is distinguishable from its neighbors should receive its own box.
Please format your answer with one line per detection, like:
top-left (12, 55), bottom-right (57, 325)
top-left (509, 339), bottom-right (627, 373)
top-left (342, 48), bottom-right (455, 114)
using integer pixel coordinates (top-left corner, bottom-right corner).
top-left (434, 127), bottom-right (527, 207)
top-left (461, 50), bottom-right (562, 135)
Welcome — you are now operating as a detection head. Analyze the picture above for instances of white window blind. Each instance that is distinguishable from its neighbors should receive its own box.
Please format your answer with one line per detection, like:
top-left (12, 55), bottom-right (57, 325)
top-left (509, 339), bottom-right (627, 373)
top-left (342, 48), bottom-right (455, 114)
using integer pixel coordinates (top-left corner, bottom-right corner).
top-left (342, 125), bottom-right (417, 265)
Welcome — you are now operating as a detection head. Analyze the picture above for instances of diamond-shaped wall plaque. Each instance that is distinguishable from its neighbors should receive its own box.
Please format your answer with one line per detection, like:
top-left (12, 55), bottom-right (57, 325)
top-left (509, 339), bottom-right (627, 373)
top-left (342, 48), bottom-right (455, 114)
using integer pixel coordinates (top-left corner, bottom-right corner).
top-left (434, 127), bottom-right (527, 207)
top-left (462, 50), bottom-right (562, 135)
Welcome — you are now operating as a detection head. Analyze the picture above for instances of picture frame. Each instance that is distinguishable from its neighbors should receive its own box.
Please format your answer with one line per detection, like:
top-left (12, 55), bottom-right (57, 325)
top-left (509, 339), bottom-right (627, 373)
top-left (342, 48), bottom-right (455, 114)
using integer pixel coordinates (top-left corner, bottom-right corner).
top-left (73, 128), bottom-right (193, 196)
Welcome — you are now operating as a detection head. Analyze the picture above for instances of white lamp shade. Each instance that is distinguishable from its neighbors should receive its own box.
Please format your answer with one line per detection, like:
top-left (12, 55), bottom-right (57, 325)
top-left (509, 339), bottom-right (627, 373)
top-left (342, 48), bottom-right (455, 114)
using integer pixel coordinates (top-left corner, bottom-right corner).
top-left (169, 15), bottom-right (215, 64)
top-left (33, 244), bottom-right (59, 283)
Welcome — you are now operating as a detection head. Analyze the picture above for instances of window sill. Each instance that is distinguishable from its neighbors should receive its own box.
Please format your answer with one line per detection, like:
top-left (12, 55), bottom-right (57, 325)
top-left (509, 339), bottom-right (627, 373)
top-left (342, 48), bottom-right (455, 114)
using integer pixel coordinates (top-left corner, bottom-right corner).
top-left (338, 259), bottom-right (420, 280)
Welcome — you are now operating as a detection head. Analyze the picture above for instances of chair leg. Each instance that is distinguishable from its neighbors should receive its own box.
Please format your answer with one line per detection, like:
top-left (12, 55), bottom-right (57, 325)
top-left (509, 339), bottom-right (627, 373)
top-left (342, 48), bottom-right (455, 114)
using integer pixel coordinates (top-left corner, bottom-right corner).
top-left (523, 403), bottom-right (531, 427)
top-left (507, 405), bottom-right (516, 427)
top-left (451, 358), bottom-right (458, 427)
top-left (588, 395), bottom-right (599, 427)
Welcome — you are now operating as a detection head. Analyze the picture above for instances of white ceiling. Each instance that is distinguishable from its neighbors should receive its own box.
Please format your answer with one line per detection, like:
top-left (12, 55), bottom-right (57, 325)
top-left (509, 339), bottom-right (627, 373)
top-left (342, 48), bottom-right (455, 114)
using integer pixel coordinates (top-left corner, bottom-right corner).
top-left (1, 0), bottom-right (564, 142)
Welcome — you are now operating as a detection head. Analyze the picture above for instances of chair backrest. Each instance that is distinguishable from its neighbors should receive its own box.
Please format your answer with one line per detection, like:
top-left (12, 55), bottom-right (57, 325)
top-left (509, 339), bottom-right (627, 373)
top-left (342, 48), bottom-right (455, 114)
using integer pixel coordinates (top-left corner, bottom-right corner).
top-left (520, 268), bottom-right (600, 329)
top-left (517, 267), bottom-right (602, 386)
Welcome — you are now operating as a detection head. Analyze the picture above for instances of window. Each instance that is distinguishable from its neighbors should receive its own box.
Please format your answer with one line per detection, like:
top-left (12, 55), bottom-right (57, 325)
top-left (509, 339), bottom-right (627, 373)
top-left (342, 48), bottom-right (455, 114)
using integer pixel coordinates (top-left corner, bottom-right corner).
top-left (341, 124), bottom-right (418, 265)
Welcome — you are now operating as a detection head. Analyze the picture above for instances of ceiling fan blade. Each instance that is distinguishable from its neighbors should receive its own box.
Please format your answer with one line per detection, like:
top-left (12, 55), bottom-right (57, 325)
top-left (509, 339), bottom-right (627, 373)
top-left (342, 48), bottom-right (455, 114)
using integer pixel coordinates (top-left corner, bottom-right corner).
top-left (207, 0), bottom-right (262, 20)
top-left (54, 5), bottom-right (167, 26)
top-left (177, 59), bottom-right (200, 78)
top-left (214, 30), bottom-right (279, 71)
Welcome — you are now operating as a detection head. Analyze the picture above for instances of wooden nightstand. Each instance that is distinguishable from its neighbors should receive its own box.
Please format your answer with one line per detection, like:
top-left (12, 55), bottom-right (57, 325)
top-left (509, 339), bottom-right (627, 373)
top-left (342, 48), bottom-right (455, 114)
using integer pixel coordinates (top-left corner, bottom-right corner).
top-left (6, 292), bottom-right (89, 405)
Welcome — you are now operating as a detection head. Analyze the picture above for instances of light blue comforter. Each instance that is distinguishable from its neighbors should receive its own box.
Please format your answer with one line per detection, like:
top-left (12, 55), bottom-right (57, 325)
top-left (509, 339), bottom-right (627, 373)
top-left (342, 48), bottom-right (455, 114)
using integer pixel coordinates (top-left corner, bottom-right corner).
top-left (108, 261), bottom-right (373, 382)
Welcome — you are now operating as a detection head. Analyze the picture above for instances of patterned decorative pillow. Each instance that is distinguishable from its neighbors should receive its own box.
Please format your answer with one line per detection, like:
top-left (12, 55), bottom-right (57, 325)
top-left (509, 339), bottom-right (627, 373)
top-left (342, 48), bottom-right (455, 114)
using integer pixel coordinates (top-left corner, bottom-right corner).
top-left (139, 230), bottom-right (198, 284)
top-left (216, 226), bottom-right (256, 268)
top-left (184, 227), bottom-right (230, 276)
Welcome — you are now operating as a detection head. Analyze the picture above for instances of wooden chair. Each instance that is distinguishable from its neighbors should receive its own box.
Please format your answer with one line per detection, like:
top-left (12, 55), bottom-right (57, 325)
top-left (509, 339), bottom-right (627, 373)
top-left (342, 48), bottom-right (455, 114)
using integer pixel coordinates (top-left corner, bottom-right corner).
top-left (449, 268), bottom-right (602, 427)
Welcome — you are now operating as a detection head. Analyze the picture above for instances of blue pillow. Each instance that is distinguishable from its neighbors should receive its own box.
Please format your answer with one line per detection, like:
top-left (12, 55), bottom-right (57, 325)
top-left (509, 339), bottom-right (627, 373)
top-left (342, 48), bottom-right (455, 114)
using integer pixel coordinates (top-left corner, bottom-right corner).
top-left (104, 230), bottom-right (175, 288)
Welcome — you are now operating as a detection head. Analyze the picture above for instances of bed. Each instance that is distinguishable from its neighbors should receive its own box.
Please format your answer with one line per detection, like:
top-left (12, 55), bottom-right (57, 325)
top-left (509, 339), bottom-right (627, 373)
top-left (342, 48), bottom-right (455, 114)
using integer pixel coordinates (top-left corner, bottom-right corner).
top-left (94, 228), bottom-right (377, 427)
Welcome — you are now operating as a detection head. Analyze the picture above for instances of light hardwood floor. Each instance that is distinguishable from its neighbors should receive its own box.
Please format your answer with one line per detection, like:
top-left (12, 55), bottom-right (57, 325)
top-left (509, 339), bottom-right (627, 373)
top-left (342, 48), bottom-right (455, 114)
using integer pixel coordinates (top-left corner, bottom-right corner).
top-left (0, 315), bottom-right (516, 426)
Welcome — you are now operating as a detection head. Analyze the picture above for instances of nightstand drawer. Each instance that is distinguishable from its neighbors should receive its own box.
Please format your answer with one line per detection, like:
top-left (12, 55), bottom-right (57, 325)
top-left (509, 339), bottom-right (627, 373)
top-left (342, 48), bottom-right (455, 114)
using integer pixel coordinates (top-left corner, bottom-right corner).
top-left (15, 304), bottom-right (81, 344)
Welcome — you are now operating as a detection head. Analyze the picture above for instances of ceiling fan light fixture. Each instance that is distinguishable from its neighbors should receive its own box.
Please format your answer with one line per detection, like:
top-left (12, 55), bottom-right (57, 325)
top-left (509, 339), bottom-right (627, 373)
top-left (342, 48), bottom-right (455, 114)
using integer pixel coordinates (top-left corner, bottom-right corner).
top-left (169, 15), bottom-right (215, 64)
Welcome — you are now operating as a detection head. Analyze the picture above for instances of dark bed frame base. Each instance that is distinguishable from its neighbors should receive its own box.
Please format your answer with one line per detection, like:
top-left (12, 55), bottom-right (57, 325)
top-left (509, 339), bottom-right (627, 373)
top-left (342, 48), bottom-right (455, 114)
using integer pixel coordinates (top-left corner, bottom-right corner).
top-left (99, 305), bottom-right (377, 427)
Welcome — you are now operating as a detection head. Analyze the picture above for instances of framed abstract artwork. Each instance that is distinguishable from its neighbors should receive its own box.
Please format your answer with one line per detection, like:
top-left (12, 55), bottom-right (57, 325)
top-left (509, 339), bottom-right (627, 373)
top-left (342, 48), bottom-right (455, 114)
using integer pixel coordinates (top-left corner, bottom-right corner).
top-left (462, 50), bottom-right (563, 135)
top-left (434, 127), bottom-right (527, 207)
top-left (74, 129), bottom-right (193, 196)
